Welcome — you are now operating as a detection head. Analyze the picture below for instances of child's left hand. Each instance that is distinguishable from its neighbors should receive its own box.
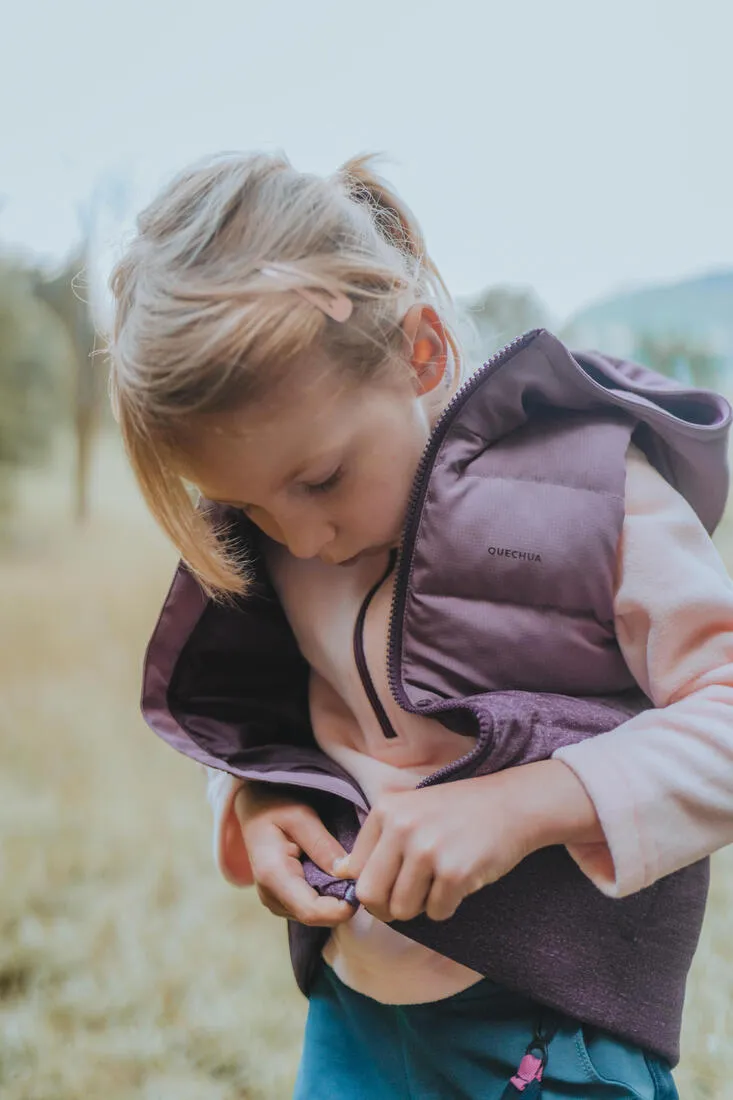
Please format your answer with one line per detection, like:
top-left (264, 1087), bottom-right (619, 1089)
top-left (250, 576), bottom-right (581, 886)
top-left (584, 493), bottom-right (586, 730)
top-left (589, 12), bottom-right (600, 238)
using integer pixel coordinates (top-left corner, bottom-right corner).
top-left (333, 759), bottom-right (604, 923)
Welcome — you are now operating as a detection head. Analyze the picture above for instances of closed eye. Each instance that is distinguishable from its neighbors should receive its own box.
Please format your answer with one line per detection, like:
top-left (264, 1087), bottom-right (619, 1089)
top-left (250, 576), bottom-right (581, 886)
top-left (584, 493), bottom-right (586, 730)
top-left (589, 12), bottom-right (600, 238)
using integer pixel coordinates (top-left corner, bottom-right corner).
top-left (304, 466), bottom-right (344, 495)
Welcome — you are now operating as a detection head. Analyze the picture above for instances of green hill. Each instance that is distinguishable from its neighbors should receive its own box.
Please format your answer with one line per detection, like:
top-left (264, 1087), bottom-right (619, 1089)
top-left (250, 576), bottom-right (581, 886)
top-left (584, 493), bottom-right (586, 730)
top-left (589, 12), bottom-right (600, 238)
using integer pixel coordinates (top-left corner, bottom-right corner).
top-left (560, 269), bottom-right (733, 372)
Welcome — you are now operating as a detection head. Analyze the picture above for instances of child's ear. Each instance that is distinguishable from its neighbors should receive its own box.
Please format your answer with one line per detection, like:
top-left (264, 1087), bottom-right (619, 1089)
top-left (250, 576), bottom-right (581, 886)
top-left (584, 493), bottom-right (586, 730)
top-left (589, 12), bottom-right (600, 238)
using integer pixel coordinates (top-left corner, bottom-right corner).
top-left (401, 305), bottom-right (448, 395)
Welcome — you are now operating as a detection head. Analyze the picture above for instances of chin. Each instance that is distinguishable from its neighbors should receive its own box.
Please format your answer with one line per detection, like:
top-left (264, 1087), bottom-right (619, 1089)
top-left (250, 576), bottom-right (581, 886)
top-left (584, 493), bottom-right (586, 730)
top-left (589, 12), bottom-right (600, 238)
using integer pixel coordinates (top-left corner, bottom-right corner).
top-left (336, 543), bottom-right (397, 567)
top-left (333, 552), bottom-right (365, 567)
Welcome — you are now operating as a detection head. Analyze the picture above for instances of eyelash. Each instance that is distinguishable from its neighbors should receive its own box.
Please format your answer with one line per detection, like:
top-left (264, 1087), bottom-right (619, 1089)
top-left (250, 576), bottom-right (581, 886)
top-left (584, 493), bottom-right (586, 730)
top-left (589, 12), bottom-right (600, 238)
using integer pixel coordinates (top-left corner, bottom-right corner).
top-left (305, 466), bottom-right (344, 495)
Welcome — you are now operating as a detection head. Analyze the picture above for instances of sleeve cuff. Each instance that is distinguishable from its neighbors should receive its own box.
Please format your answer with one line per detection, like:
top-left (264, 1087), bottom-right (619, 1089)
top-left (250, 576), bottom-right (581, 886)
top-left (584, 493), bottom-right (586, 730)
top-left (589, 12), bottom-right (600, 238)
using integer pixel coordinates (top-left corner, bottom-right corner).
top-left (206, 768), bottom-right (253, 887)
top-left (552, 742), bottom-right (657, 898)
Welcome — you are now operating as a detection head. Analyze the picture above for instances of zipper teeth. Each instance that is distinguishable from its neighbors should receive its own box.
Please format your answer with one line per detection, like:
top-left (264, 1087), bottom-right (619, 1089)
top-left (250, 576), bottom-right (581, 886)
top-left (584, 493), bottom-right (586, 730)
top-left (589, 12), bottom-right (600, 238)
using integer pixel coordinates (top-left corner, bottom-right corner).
top-left (415, 714), bottom-right (489, 788)
top-left (386, 328), bottom-right (541, 709)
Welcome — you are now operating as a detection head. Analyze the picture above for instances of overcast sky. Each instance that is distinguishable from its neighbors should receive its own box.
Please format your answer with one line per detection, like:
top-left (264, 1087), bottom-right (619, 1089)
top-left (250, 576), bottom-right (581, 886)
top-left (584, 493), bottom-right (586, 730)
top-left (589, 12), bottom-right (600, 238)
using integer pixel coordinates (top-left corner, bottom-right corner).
top-left (1, 0), bottom-right (731, 325)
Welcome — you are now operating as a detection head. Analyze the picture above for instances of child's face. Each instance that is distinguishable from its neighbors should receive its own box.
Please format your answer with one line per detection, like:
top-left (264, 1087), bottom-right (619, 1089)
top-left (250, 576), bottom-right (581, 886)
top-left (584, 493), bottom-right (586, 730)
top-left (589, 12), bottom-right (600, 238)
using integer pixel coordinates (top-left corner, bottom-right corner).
top-left (180, 365), bottom-right (443, 566)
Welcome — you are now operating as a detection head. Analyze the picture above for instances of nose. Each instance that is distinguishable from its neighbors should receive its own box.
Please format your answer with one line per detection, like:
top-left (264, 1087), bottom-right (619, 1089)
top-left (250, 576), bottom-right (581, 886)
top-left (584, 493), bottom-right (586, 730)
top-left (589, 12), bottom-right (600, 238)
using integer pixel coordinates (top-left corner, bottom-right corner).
top-left (283, 516), bottom-right (337, 561)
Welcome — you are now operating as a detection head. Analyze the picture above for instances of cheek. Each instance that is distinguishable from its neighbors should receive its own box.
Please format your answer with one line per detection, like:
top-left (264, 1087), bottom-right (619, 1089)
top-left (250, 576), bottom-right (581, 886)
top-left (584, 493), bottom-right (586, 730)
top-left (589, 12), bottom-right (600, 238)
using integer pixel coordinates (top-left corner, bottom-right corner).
top-left (246, 507), bottom-right (286, 544)
top-left (347, 466), bottom-right (412, 535)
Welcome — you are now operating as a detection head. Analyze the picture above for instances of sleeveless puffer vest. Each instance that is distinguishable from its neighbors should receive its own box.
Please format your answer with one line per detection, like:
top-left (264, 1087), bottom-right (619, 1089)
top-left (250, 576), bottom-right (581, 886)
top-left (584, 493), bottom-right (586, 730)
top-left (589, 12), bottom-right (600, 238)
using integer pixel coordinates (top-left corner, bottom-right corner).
top-left (141, 329), bottom-right (731, 1063)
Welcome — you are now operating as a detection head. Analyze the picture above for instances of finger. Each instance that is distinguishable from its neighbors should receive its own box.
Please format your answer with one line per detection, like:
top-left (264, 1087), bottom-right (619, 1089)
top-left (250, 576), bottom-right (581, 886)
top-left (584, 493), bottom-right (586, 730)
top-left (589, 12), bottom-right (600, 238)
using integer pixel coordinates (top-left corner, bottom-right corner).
top-left (354, 833), bottom-right (404, 921)
top-left (281, 876), bottom-right (355, 927)
top-left (388, 852), bottom-right (435, 922)
top-left (337, 806), bottom-right (384, 880)
top-left (258, 884), bottom-right (351, 924)
top-left (425, 870), bottom-right (465, 922)
top-left (260, 852), bottom-right (354, 927)
top-left (234, 789), bottom-right (348, 876)
top-left (256, 884), bottom-right (293, 919)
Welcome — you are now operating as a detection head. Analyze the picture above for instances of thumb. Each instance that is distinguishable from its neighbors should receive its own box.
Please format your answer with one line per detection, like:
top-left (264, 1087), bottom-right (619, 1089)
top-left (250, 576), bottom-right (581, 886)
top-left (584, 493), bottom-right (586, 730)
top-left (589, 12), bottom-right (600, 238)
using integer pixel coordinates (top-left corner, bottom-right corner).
top-left (331, 853), bottom-right (352, 879)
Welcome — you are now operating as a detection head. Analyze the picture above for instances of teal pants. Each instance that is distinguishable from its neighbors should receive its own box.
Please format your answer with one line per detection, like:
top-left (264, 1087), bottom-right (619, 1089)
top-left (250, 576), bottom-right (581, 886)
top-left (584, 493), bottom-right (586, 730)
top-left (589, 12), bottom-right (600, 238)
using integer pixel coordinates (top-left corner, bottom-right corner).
top-left (293, 965), bottom-right (678, 1100)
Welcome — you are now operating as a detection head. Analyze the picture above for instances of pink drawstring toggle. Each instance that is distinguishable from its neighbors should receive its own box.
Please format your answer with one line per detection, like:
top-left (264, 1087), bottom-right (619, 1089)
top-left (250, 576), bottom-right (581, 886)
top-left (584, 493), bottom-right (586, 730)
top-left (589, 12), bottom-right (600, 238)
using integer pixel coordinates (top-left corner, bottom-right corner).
top-left (509, 1052), bottom-right (544, 1091)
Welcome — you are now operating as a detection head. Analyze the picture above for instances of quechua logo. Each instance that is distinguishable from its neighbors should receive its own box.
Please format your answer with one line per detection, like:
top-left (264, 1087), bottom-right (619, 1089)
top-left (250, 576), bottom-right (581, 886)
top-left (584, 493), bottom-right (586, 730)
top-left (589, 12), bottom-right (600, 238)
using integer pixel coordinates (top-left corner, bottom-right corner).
top-left (488, 546), bottom-right (542, 563)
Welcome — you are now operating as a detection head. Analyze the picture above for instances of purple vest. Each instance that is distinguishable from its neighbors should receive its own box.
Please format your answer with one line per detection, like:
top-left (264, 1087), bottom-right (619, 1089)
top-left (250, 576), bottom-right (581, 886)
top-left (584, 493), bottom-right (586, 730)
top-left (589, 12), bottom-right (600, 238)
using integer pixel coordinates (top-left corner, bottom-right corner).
top-left (142, 329), bottom-right (731, 1064)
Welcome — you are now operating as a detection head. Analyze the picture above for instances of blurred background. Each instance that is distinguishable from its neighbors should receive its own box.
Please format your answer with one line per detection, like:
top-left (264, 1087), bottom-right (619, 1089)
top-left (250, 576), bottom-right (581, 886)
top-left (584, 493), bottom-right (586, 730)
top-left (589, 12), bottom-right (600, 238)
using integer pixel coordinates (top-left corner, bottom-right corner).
top-left (1, 1), bottom-right (732, 1097)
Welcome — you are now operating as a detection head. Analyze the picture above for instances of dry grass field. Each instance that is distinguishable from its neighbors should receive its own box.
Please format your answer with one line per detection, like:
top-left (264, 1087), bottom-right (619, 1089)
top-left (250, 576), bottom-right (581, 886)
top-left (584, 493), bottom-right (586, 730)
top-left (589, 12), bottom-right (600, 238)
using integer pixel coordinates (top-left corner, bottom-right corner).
top-left (1, 434), bottom-right (732, 1099)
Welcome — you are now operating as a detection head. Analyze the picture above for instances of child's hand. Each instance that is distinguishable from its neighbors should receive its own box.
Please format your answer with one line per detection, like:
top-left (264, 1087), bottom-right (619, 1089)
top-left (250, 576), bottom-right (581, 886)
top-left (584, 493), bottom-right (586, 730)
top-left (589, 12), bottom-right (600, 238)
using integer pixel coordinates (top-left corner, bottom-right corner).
top-left (235, 784), bottom-right (355, 927)
top-left (333, 760), bottom-right (603, 923)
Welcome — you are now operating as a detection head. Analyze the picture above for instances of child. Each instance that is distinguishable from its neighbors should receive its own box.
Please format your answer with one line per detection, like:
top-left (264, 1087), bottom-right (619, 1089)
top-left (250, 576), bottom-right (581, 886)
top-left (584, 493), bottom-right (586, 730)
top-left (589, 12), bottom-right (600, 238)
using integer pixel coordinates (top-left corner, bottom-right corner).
top-left (109, 151), bottom-right (733, 1099)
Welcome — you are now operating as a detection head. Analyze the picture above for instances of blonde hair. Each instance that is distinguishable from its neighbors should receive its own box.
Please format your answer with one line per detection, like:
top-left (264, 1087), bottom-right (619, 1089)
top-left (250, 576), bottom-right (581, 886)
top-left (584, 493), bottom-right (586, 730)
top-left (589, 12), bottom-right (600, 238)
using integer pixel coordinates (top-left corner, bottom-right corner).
top-left (109, 151), bottom-right (461, 597)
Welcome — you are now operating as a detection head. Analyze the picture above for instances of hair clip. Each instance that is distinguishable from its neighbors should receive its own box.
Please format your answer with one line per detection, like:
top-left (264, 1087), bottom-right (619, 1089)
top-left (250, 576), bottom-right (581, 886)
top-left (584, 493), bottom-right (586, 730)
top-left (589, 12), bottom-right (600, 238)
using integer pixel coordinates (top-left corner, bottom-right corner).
top-left (260, 265), bottom-right (353, 323)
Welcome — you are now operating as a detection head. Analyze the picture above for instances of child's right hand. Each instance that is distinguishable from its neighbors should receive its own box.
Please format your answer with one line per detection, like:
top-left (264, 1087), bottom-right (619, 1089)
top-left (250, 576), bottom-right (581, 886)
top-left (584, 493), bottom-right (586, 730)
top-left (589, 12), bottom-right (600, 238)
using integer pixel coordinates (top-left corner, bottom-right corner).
top-left (234, 783), bottom-right (355, 927)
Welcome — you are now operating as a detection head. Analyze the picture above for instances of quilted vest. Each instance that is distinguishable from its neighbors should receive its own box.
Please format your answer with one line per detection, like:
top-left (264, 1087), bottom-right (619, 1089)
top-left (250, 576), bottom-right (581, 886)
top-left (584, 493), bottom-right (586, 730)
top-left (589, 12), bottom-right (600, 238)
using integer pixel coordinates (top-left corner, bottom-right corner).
top-left (141, 329), bottom-right (731, 1063)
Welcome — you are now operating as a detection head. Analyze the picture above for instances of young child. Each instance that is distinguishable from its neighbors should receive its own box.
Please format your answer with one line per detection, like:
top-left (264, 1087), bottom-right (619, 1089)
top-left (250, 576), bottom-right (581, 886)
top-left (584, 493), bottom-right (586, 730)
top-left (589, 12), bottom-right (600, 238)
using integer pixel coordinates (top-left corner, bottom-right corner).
top-left (109, 151), bottom-right (733, 1099)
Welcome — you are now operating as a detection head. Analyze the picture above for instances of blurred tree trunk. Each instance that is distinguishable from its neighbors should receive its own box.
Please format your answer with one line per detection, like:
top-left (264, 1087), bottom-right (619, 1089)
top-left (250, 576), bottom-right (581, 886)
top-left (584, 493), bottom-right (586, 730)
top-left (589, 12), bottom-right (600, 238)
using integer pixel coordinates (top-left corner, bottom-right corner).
top-left (0, 257), bottom-right (64, 520)
top-left (34, 250), bottom-right (99, 522)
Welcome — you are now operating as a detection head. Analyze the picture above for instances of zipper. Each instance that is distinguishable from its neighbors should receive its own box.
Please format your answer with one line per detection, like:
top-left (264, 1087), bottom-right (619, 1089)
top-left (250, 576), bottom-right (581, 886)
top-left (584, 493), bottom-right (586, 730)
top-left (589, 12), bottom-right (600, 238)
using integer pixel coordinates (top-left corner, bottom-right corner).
top-left (322, 335), bottom-right (538, 799)
top-left (353, 549), bottom-right (400, 738)
top-left (353, 323), bottom-right (719, 756)
top-left (386, 329), bottom-right (540, 712)
top-left (415, 712), bottom-right (490, 789)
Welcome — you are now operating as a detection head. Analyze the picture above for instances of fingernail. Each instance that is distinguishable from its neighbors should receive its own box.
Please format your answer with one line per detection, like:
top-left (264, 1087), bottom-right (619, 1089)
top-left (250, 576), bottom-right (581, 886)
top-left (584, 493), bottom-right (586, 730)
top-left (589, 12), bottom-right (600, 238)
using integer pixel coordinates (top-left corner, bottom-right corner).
top-left (332, 856), bottom-right (348, 875)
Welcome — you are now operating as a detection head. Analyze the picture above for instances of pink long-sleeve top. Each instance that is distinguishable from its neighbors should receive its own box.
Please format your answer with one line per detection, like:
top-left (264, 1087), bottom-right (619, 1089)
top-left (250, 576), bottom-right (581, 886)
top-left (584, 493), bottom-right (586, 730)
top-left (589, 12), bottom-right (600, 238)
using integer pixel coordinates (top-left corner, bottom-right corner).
top-left (206, 443), bottom-right (733, 1003)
